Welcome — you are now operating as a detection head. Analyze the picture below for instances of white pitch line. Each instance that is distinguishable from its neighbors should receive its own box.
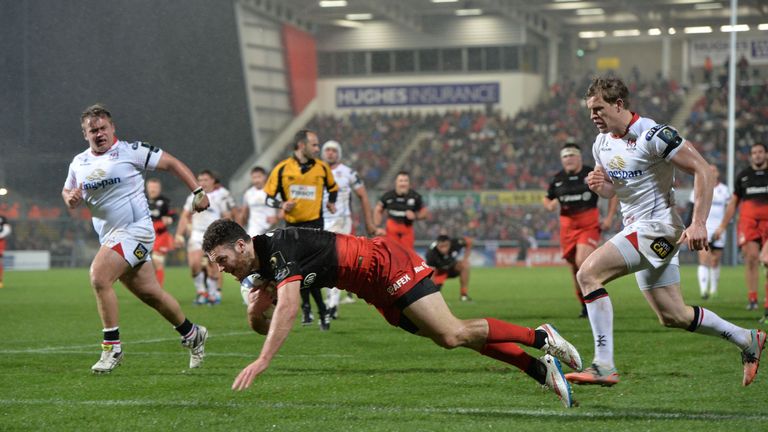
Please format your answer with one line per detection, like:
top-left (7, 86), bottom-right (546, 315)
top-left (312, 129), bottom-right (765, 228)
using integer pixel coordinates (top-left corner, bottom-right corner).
top-left (3, 330), bottom-right (255, 353)
top-left (0, 349), bottom-right (351, 358)
top-left (0, 398), bottom-right (763, 421)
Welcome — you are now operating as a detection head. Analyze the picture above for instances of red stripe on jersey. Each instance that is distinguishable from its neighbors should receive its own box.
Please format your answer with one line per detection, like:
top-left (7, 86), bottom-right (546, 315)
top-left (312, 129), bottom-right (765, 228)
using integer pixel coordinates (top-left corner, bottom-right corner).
top-left (111, 243), bottom-right (125, 258)
top-left (276, 275), bottom-right (303, 290)
top-left (625, 231), bottom-right (639, 250)
top-left (611, 112), bottom-right (640, 139)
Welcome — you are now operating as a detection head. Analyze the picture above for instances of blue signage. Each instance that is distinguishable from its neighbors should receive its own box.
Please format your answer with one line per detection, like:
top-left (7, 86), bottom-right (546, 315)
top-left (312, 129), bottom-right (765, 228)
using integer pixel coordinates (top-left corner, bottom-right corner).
top-left (336, 83), bottom-right (500, 107)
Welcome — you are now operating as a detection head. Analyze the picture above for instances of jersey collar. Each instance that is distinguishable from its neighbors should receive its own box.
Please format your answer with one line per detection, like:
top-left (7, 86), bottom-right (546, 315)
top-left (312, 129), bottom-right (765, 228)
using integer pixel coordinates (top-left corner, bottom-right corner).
top-left (611, 112), bottom-right (640, 139)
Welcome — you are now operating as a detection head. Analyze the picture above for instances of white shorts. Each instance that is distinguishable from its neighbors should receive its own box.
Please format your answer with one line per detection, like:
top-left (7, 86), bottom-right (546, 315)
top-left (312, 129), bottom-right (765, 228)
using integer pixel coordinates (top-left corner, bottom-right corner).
top-left (609, 220), bottom-right (683, 290)
top-left (708, 228), bottom-right (726, 249)
top-left (187, 231), bottom-right (204, 253)
top-left (102, 223), bottom-right (155, 268)
top-left (324, 217), bottom-right (353, 234)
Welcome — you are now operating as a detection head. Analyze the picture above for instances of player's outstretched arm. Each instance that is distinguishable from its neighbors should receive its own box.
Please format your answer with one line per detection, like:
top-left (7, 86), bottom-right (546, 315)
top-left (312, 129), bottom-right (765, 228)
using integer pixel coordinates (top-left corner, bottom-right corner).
top-left (373, 202), bottom-right (386, 236)
top-left (232, 280), bottom-right (300, 391)
top-left (156, 152), bottom-right (209, 212)
top-left (542, 196), bottom-right (559, 212)
top-left (355, 185), bottom-right (377, 236)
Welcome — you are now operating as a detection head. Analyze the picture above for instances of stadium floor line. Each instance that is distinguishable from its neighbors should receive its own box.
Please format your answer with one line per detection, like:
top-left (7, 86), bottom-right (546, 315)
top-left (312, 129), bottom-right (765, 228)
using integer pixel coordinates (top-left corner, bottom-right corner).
top-left (0, 398), bottom-right (765, 421)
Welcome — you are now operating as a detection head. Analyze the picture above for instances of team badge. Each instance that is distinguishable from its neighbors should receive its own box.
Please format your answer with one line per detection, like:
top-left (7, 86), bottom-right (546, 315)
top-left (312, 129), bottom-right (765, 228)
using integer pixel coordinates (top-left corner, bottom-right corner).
top-left (303, 273), bottom-right (316, 287)
top-left (109, 151), bottom-right (119, 160)
top-left (133, 243), bottom-right (148, 260)
top-left (650, 237), bottom-right (673, 259)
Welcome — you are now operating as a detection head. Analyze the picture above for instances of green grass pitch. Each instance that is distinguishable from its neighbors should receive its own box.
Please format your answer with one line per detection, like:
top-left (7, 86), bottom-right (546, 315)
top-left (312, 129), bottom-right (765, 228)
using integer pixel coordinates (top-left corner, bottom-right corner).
top-left (1, 266), bottom-right (766, 431)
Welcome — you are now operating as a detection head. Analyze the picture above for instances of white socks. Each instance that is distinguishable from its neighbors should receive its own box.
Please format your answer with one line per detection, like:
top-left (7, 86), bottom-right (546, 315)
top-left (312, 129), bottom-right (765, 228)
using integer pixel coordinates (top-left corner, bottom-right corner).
top-left (584, 289), bottom-right (614, 368)
top-left (697, 265), bottom-right (709, 297)
top-left (327, 287), bottom-right (341, 309)
top-left (689, 306), bottom-right (751, 349)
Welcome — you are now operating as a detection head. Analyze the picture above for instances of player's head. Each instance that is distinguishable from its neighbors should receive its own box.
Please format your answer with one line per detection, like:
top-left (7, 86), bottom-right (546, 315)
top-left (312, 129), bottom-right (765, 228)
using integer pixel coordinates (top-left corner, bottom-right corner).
top-left (585, 76), bottom-right (631, 135)
top-left (146, 178), bottom-right (162, 198)
top-left (197, 170), bottom-right (217, 193)
top-left (294, 129), bottom-right (320, 160)
top-left (436, 235), bottom-right (451, 254)
top-left (395, 171), bottom-right (411, 194)
top-left (560, 143), bottom-right (583, 173)
top-left (322, 140), bottom-right (342, 165)
top-left (80, 104), bottom-right (116, 155)
top-left (203, 219), bottom-right (255, 282)
top-left (751, 143), bottom-right (767, 168)
top-left (250, 166), bottom-right (267, 188)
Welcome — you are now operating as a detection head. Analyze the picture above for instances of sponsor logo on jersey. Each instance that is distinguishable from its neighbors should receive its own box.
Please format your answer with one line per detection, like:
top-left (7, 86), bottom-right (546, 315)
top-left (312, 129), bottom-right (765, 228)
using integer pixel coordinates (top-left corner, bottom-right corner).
top-left (606, 156), bottom-right (642, 179)
top-left (625, 139), bottom-right (637, 151)
top-left (645, 124), bottom-right (666, 141)
top-left (554, 181), bottom-right (563, 187)
top-left (650, 237), bottom-right (673, 259)
top-left (387, 273), bottom-right (411, 295)
top-left (414, 261), bottom-right (429, 273)
top-left (746, 186), bottom-right (768, 195)
top-left (109, 151), bottom-right (119, 160)
top-left (133, 243), bottom-right (148, 260)
top-left (83, 169), bottom-right (122, 190)
top-left (561, 194), bottom-right (585, 202)
top-left (289, 184), bottom-right (316, 200)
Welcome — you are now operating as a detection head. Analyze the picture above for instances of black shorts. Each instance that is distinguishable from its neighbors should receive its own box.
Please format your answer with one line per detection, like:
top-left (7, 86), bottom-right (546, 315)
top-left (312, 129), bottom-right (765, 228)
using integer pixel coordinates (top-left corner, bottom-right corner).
top-left (287, 219), bottom-right (323, 229)
top-left (392, 277), bottom-right (441, 334)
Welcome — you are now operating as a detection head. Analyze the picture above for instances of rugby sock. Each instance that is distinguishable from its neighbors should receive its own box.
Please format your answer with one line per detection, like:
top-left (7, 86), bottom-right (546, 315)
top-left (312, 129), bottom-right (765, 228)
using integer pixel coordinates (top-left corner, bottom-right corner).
top-left (193, 272), bottom-right (206, 296)
top-left (175, 319), bottom-right (195, 339)
top-left (697, 265), bottom-right (709, 297)
top-left (484, 318), bottom-right (535, 346)
top-left (156, 268), bottom-right (165, 286)
top-left (687, 306), bottom-right (751, 349)
top-left (584, 288), bottom-right (614, 368)
top-left (479, 342), bottom-right (536, 377)
top-left (206, 276), bottom-right (219, 300)
top-left (327, 287), bottom-right (341, 309)
top-left (102, 326), bottom-right (121, 353)
top-left (748, 290), bottom-right (758, 304)
top-left (710, 266), bottom-right (720, 296)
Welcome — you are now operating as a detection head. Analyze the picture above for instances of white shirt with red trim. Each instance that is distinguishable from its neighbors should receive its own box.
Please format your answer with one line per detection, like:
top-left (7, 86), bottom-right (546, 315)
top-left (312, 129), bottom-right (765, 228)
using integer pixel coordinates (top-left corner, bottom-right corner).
top-left (323, 163), bottom-right (363, 221)
top-left (689, 182), bottom-right (730, 234)
top-left (243, 185), bottom-right (276, 236)
top-left (591, 114), bottom-right (685, 226)
top-left (64, 140), bottom-right (162, 244)
top-left (184, 186), bottom-right (235, 235)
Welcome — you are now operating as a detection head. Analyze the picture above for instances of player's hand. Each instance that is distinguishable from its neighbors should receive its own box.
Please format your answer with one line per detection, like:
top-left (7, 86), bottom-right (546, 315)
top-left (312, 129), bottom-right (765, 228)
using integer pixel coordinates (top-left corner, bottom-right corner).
top-left (587, 166), bottom-right (607, 192)
top-left (600, 218), bottom-right (613, 232)
top-left (232, 358), bottom-right (270, 391)
top-left (374, 227), bottom-right (386, 236)
top-left (65, 184), bottom-right (84, 208)
top-left (678, 221), bottom-right (709, 251)
top-left (192, 192), bottom-right (210, 212)
top-left (326, 202), bottom-right (337, 214)
top-left (282, 200), bottom-right (296, 213)
top-left (174, 234), bottom-right (185, 248)
top-left (365, 223), bottom-right (377, 236)
top-left (405, 210), bottom-right (416, 220)
top-left (711, 226), bottom-right (724, 241)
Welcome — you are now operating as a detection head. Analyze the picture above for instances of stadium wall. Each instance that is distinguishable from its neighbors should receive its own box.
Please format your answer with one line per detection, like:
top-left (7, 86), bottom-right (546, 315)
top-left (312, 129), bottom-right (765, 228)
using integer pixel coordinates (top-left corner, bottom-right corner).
top-left (316, 73), bottom-right (544, 117)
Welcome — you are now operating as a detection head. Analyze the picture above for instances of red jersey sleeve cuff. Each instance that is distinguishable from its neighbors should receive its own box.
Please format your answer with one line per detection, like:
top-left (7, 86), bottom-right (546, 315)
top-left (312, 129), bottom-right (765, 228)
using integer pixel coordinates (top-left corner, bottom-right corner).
top-left (276, 275), bottom-right (303, 290)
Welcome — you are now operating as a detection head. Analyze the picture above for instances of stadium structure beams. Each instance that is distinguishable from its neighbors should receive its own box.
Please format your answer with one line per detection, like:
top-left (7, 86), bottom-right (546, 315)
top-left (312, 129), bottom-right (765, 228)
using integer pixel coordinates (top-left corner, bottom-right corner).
top-left (356, 0), bottom-right (423, 34)
top-left (236, 0), bottom-right (315, 32)
top-left (478, 0), bottom-right (559, 40)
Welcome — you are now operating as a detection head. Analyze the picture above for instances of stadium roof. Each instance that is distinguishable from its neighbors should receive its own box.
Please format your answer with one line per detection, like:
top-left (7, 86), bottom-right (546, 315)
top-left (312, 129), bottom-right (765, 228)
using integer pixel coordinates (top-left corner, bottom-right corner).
top-left (244, 0), bottom-right (768, 38)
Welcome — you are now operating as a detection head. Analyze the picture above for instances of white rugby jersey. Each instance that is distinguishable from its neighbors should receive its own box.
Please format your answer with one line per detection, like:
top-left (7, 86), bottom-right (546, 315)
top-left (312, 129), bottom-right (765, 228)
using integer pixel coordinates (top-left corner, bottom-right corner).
top-left (64, 140), bottom-right (161, 243)
top-left (184, 186), bottom-right (235, 234)
top-left (689, 182), bottom-right (730, 233)
top-left (243, 185), bottom-right (276, 236)
top-left (323, 163), bottom-right (363, 220)
top-left (591, 114), bottom-right (685, 226)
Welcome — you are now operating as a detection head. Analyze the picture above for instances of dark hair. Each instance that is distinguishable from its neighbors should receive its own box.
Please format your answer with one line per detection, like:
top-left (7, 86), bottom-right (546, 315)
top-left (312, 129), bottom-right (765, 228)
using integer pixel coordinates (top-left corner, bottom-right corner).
top-left (250, 166), bottom-right (267, 175)
top-left (80, 103), bottom-right (112, 124)
top-left (752, 142), bottom-right (768, 152)
top-left (436, 234), bottom-right (451, 243)
top-left (396, 171), bottom-right (410, 178)
top-left (146, 178), bottom-right (161, 184)
top-left (203, 219), bottom-right (250, 253)
top-left (562, 142), bottom-right (581, 151)
top-left (198, 169), bottom-right (220, 183)
top-left (585, 76), bottom-right (630, 108)
top-left (293, 129), bottom-right (315, 150)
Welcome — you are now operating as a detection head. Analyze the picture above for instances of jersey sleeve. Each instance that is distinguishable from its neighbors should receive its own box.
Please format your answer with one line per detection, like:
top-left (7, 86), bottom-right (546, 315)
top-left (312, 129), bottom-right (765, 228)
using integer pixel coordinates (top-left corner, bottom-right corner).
top-left (183, 194), bottom-right (194, 212)
top-left (546, 176), bottom-right (558, 200)
top-left (414, 192), bottom-right (424, 211)
top-left (350, 169), bottom-right (364, 190)
top-left (323, 162), bottom-right (339, 194)
top-left (267, 238), bottom-right (303, 288)
top-left (126, 142), bottom-right (164, 171)
top-left (642, 125), bottom-right (684, 161)
top-left (263, 164), bottom-right (283, 203)
top-left (64, 162), bottom-right (78, 190)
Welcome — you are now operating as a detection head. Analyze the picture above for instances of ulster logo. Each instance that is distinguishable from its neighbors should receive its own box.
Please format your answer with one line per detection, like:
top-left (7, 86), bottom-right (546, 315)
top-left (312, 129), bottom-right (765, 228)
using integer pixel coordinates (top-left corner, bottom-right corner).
top-left (650, 237), bottom-right (673, 259)
top-left (133, 243), bottom-right (148, 260)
